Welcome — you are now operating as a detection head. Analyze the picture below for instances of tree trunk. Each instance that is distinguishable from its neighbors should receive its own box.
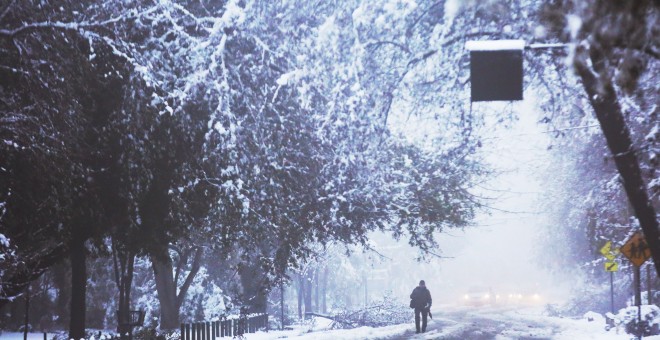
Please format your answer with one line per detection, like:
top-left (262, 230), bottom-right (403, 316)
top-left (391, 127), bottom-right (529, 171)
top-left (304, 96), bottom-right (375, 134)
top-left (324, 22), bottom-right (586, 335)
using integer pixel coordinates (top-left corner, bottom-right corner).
top-left (113, 243), bottom-right (136, 339)
top-left (23, 285), bottom-right (29, 340)
top-left (280, 283), bottom-right (285, 330)
top-left (322, 268), bottom-right (327, 314)
top-left (53, 263), bottom-right (70, 329)
top-left (303, 273), bottom-right (312, 315)
top-left (575, 45), bottom-right (660, 276)
top-left (151, 245), bottom-right (202, 330)
top-left (314, 270), bottom-right (319, 313)
top-left (175, 247), bottom-right (203, 310)
top-left (69, 233), bottom-right (86, 340)
top-left (238, 261), bottom-right (268, 314)
top-left (152, 252), bottom-right (179, 330)
top-left (296, 276), bottom-right (303, 319)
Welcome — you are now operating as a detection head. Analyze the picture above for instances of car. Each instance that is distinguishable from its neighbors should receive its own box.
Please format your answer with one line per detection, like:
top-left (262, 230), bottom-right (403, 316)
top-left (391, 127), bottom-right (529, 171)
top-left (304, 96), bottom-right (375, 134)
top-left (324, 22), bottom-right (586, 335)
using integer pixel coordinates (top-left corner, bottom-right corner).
top-left (463, 286), bottom-right (499, 306)
top-left (503, 290), bottom-right (543, 305)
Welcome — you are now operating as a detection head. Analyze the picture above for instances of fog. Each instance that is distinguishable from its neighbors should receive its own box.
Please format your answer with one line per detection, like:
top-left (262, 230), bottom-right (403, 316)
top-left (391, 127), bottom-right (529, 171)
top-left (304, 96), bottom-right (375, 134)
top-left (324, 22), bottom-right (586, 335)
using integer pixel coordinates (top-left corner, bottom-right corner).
top-left (364, 95), bottom-right (571, 306)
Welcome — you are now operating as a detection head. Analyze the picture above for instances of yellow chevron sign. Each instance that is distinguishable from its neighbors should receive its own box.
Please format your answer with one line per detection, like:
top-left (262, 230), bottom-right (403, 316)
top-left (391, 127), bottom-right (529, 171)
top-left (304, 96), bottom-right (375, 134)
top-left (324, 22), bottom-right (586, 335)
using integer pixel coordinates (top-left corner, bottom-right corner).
top-left (604, 261), bottom-right (619, 272)
top-left (600, 241), bottom-right (619, 261)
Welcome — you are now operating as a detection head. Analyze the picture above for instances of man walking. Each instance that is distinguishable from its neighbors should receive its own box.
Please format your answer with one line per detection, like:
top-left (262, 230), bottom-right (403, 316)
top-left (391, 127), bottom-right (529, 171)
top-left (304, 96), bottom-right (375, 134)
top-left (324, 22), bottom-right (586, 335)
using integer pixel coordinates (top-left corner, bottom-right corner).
top-left (410, 280), bottom-right (432, 333)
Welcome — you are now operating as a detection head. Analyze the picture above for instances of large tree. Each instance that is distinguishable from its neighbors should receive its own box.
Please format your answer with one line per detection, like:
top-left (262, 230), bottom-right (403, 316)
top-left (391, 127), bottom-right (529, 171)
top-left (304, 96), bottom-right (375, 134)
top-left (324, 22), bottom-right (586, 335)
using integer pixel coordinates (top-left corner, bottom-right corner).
top-left (535, 0), bottom-right (659, 273)
top-left (2, 0), bottom-right (488, 331)
top-left (570, 1), bottom-right (659, 274)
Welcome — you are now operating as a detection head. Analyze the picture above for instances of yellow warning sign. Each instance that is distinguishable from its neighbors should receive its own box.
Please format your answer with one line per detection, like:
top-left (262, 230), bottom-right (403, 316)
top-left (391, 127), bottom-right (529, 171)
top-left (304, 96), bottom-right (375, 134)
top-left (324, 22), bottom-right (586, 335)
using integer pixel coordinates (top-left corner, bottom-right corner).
top-left (604, 261), bottom-right (619, 272)
top-left (600, 241), bottom-right (612, 256)
top-left (621, 231), bottom-right (651, 267)
top-left (600, 241), bottom-right (619, 261)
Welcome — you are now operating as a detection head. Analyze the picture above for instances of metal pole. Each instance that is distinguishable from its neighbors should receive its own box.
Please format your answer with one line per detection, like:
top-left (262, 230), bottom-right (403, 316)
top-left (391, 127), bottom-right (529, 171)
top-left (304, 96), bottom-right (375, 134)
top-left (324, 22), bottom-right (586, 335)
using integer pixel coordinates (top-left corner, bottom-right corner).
top-left (525, 43), bottom-right (571, 50)
top-left (648, 264), bottom-right (652, 305)
top-left (635, 265), bottom-right (642, 323)
top-left (610, 271), bottom-right (614, 313)
top-left (280, 283), bottom-right (284, 330)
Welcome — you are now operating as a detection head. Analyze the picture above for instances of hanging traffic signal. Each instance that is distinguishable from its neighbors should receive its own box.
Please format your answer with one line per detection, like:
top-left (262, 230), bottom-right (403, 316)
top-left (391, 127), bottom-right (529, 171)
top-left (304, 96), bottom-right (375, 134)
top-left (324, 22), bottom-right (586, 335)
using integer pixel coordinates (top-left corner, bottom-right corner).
top-left (466, 40), bottom-right (524, 102)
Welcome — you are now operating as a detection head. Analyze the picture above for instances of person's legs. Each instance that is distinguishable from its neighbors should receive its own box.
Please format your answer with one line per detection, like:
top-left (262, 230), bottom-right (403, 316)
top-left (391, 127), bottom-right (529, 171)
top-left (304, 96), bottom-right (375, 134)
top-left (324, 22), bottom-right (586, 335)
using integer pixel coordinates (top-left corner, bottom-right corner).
top-left (414, 308), bottom-right (421, 333)
top-left (421, 309), bottom-right (428, 332)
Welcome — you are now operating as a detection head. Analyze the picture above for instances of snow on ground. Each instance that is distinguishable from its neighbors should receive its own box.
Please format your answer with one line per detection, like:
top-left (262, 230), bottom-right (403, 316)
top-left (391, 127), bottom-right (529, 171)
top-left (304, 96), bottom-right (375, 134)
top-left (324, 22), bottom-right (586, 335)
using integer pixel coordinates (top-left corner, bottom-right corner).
top-left (5, 305), bottom-right (660, 339)
top-left (1, 333), bottom-right (53, 340)
top-left (245, 304), bottom-right (660, 339)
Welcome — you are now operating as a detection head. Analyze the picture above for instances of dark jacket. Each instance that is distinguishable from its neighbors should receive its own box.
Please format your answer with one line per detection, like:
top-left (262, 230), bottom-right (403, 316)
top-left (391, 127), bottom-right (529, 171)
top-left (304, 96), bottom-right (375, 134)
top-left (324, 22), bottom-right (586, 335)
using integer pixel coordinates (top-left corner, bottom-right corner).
top-left (410, 286), bottom-right (432, 309)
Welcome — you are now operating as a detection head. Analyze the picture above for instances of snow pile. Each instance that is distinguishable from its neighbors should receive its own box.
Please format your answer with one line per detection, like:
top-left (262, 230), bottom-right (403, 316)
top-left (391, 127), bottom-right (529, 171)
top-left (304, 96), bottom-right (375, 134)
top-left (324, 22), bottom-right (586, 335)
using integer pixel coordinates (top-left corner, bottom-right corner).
top-left (583, 311), bottom-right (605, 323)
top-left (610, 305), bottom-right (660, 337)
top-left (330, 296), bottom-right (411, 329)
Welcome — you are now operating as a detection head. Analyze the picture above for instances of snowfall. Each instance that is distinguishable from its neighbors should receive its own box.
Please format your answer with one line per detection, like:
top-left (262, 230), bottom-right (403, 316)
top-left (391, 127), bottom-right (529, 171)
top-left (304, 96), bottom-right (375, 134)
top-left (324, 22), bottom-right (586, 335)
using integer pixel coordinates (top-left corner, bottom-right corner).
top-left (4, 304), bottom-right (660, 340)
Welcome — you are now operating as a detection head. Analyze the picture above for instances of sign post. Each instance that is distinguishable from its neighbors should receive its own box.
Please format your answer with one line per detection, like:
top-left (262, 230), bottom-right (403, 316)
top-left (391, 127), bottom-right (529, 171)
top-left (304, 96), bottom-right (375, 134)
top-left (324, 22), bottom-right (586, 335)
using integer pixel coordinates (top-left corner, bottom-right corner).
top-left (601, 241), bottom-right (619, 313)
top-left (621, 231), bottom-right (652, 324)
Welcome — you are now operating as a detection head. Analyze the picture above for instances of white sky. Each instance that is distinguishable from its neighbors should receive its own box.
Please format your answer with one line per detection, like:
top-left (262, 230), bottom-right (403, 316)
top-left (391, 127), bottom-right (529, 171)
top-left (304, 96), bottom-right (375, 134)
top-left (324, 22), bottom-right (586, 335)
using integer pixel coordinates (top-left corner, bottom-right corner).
top-left (374, 94), bottom-right (571, 304)
top-left (436, 97), bottom-right (555, 296)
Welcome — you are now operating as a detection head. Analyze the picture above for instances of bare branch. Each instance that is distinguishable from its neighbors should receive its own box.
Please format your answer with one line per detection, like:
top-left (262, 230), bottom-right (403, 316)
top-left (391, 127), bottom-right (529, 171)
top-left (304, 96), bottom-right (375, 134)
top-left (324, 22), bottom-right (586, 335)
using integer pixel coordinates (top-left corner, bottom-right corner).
top-left (0, 5), bottom-right (161, 39)
top-left (175, 247), bottom-right (203, 309)
top-left (0, 64), bottom-right (28, 76)
top-left (364, 40), bottom-right (411, 54)
top-left (406, 1), bottom-right (443, 37)
top-left (0, 0), bottom-right (15, 23)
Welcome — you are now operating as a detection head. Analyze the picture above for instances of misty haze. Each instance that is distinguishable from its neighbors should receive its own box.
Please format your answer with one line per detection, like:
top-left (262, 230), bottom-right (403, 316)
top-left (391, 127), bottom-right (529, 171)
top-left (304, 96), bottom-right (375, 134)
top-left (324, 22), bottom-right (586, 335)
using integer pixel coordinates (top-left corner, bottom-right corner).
top-left (0, 0), bottom-right (658, 340)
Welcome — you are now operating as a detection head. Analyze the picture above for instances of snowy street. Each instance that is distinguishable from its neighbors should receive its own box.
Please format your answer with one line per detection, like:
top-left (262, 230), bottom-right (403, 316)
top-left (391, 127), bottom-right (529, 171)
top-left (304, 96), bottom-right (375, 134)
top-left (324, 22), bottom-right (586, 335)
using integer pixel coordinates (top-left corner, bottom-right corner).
top-left (1, 1), bottom-right (658, 339)
top-left (2, 304), bottom-right (657, 339)
top-left (243, 304), bottom-right (648, 340)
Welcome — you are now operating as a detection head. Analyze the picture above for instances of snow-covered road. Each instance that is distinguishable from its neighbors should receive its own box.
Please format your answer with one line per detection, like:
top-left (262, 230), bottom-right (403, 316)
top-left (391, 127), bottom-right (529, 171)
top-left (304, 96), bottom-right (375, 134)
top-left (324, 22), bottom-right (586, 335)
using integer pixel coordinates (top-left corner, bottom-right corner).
top-left (246, 304), bottom-right (657, 339)
top-left (3, 305), bottom-right (656, 340)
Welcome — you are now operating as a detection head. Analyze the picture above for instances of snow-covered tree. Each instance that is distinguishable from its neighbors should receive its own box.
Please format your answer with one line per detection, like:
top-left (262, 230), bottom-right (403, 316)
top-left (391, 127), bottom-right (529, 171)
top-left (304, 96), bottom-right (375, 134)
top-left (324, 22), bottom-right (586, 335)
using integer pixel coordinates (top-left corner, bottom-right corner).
top-left (542, 0), bottom-right (659, 273)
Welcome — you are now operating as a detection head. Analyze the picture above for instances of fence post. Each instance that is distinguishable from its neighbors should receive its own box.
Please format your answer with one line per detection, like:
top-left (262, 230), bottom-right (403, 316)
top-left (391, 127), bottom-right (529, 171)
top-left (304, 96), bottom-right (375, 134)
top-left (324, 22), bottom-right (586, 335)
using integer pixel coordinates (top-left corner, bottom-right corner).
top-left (191, 323), bottom-right (196, 340)
top-left (220, 320), bottom-right (224, 337)
top-left (211, 321), bottom-right (215, 340)
top-left (186, 323), bottom-right (191, 340)
top-left (180, 324), bottom-right (185, 340)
